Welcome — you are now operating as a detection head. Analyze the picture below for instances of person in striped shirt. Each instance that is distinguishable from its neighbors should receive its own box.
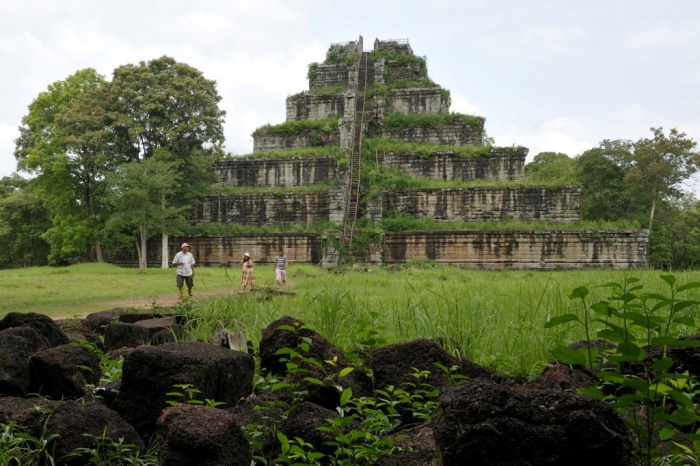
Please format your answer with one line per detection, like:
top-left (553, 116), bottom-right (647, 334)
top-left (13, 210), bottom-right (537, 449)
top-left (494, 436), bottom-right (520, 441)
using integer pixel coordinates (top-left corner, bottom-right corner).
top-left (275, 249), bottom-right (288, 289)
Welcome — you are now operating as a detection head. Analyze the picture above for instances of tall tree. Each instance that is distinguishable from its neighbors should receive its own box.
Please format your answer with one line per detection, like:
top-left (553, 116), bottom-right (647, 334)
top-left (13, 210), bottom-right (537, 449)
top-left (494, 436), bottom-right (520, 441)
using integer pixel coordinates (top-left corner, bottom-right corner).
top-left (624, 127), bottom-right (700, 230)
top-left (0, 188), bottom-right (51, 268)
top-left (105, 158), bottom-right (185, 273)
top-left (524, 152), bottom-right (576, 184)
top-left (14, 68), bottom-right (111, 263)
top-left (107, 56), bottom-right (225, 266)
top-left (55, 86), bottom-right (116, 262)
top-left (575, 140), bottom-right (637, 222)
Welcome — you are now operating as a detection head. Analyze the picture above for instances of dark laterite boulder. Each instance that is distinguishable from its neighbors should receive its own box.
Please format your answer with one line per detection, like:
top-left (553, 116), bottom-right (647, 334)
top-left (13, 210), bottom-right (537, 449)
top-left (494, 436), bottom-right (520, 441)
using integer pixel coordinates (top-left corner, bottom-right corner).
top-left (103, 322), bottom-right (150, 352)
top-left (376, 423), bottom-right (437, 466)
top-left (117, 341), bottom-right (255, 436)
top-left (119, 310), bottom-right (181, 324)
top-left (228, 391), bottom-right (287, 459)
top-left (528, 363), bottom-right (596, 391)
top-left (84, 308), bottom-right (129, 333)
top-left (157, 404), bottom-right (251, 466)
top-left (456, 356), bottom-right (506, 382)
top-left (370, 339), bottom-right (503, 392)
top-left (259, 316), bottom-right (373, 409)
top-left (665, 334), bottom-right (700, 379)
top-left (29, 343), bottom-right (101, 399)
top-left (151, 326), bottom-right (183, 345)
top-left (95, 380), bottom-right (121, 409)
top-left (0, 312), bottom-right (69, 347)
top-left (0, 326), bottom-right (52, 355)
top-left (280, 401), bottom-right (340, 456)
top-left (0, 397), bottom-right (143, 466)
top-left (0, 334), bottom-right (33, 396)
top-left (134, 316), bottom-right (182, 342)
top-left (370, 339), bottom-right (458, 390)
top-left (432, 379), bottom-right (636, 466)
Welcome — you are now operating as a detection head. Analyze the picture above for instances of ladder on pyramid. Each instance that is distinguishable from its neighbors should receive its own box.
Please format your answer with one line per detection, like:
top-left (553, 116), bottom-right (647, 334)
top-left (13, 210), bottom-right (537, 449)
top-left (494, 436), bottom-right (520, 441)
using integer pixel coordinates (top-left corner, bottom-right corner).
top-left (343, 51), bottom-right (369, 249)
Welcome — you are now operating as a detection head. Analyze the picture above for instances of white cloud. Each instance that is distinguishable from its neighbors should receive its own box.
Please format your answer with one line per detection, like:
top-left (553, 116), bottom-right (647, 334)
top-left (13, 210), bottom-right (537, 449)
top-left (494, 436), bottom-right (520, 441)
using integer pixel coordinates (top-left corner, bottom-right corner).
top-left (450, 93), bottom-right (480, 116)
top-left (0, 124), bottom-right (19, 178)
top-left (1, 0), bottom-right (700, 182)
top-left (624, 25), bottom-right (700, 49)
top-left (495, 116), bottom-right (596, 161)
top-left (520, 25), bottom-right (587, 55)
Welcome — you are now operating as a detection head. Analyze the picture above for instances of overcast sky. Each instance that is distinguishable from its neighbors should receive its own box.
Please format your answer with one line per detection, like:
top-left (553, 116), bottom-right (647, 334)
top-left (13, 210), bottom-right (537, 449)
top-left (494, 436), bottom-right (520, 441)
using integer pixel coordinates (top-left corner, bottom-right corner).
top-left (2, 0), bottom-right (699, 190)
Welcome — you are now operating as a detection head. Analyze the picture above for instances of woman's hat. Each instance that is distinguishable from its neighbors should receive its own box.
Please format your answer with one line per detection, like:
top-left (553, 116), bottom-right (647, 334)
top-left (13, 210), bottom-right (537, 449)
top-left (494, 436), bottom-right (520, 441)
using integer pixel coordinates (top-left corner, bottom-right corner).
top-left (243, 253), bottom-right (250, 258)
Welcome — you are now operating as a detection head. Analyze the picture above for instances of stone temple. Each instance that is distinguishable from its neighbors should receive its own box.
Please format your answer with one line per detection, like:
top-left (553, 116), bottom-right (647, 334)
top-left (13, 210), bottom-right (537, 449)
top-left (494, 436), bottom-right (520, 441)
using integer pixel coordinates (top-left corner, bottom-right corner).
top-left (139, 36), bottom-right (648, 269)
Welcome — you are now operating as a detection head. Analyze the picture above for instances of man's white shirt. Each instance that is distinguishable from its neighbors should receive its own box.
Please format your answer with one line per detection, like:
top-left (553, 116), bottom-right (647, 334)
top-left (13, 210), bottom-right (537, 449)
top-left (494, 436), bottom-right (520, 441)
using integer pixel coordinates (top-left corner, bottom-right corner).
top-left (173, 252), bottom-right (195, 276)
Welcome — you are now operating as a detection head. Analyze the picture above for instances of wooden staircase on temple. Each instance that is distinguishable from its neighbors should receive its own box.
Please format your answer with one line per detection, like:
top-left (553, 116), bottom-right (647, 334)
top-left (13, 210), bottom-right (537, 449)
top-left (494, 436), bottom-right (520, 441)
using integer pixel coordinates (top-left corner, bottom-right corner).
top-left (342, 51), bottom-right (369, 250)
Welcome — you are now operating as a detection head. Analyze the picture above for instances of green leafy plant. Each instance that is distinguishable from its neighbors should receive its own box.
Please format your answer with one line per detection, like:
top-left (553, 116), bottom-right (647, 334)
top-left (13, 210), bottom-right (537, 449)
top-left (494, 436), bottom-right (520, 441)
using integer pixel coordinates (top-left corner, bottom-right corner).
top-left (318, 387), bottom-right (400, 465)
top-left (165, 383), bottom-right (225, 408)
top-left (0, 420), bottom-right (59, 466)
top-left (273, 432), bottom-right (325, 465)
top-left (67, 428), bottom-right (158, 465)
top-left (546, 274), bottom-right (700, 465)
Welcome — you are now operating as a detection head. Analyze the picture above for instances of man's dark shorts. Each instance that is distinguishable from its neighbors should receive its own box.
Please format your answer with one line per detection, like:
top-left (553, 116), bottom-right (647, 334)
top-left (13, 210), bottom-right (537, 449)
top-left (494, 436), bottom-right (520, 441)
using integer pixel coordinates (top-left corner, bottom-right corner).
top-left (177, 274), bottom-right (194, 289)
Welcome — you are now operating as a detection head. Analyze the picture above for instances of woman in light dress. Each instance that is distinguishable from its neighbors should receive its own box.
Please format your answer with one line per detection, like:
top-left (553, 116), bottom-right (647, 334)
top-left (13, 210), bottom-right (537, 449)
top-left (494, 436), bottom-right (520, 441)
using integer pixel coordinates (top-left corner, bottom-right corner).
top-left (241, 253), bottom-right (255, 290)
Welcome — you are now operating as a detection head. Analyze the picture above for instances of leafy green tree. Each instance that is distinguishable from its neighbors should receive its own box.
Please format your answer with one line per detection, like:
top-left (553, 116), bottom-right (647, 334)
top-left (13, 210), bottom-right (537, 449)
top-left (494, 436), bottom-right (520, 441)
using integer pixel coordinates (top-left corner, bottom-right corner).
top-left (574, 141), bottom-right (636, 222)
top-left (105, 158), bottom-right (186, 273)
top-left (106, 56), bottom-right (225, 266)
top-left (0, 174), bottom-right (29, 197)
top-left (624, 127), bottom-right (699, 230)
top-left (647, 195), bottom-right (700, 270)
top-left (14, 68), bottom-right (111, 263)
top-left (524, 152), bottom-right (576, 184)
top-left (0, 189), bottom-right (51, 268)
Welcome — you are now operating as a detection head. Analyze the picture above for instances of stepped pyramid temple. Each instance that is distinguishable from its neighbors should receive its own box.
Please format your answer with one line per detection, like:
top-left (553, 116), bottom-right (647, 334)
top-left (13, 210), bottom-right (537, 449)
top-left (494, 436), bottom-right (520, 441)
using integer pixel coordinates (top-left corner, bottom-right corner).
top-left (145, 36), bottom-right (648, 269)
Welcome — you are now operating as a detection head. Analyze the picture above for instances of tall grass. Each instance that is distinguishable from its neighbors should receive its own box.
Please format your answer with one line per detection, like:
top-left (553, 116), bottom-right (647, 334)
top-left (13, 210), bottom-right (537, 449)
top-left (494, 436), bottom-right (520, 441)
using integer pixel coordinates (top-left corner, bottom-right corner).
top-left (5, 263), bottom-right (699, 379)
top-left (177, 264), bottom-right (700, 380)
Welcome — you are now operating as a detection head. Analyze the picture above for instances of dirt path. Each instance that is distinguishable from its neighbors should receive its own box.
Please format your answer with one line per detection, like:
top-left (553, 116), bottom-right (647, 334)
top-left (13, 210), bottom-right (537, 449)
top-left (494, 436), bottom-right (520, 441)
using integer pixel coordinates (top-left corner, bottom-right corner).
top-left (52, 287), bottom-right (243, 320)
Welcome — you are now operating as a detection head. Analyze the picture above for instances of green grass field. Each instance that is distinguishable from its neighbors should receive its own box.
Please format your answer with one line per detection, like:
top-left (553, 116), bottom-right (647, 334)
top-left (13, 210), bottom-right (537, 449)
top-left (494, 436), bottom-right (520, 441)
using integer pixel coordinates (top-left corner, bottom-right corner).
top-left (5, 262), bottom-right (698, 379)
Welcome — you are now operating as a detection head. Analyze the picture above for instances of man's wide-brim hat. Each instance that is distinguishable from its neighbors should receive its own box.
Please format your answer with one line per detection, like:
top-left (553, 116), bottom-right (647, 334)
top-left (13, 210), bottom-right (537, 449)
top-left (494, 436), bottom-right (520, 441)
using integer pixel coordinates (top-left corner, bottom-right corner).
top-left (243, 253), bottom-right (250, 258)
top-left (181, 243), bottom-right (189, 248)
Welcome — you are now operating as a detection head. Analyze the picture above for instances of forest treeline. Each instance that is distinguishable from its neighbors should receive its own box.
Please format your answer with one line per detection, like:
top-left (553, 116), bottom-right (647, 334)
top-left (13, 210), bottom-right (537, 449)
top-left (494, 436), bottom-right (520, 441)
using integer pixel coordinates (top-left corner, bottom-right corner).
top-left (525, 130), bottom-right (700, 269)
top-left (0, 56), bottom-right (699, 270)
top-left (1, 57), bottom-right (225, 272)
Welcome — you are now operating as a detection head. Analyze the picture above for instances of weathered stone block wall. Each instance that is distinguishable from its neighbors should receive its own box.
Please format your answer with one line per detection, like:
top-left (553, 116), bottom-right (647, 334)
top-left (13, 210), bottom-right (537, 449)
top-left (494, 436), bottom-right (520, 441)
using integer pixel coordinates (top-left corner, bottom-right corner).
top-left (253, 131), bottom-right (339, 152)
top-left (383, 187), bottom-right (580, 223)
top-left (310, 64), bottom-right (349, 89)
top-left (384, 230), bottom-right (649, 270)
top-left (175, 234), bottom-right (331, 267)
top-left (328, 36), bottom-right (363, 61)
top-left (373, 38), bottom-right (413, 55)
top-left (213, 156), bottom-right (339, 188)
top-left (191, 189), bottom-right (345, 226)
top-left (286, 94), bottom-right (345, 122)
top-left (383, 121), bottom-right (484, 146)
top-left (106, 234), bottom-right (338, 268)
top-left (373, 59), bottom-right (426, 85)
top-left (384, 88), bottom-right (448, 115)
top-left (383, 151), bottom-right (527, 181)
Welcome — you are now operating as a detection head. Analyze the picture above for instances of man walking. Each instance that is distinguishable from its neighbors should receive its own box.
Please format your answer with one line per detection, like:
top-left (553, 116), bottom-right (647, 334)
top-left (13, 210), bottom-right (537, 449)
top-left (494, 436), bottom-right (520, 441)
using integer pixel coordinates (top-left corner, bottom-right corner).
top-left (173, 243), bottom-right (195, 298)
top-left (275, 248), bottom-right (288, 289)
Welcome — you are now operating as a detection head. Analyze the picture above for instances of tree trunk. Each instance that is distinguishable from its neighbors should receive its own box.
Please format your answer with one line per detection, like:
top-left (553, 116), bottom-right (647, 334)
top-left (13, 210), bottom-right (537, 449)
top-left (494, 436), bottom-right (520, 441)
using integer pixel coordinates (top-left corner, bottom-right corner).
top-left (140, 227), bottom-right (148, 274)
top-left (138, 225), bottom-right (148, 274)
top-left (135, 239), bottom-right (142, 269)
top-left (161, 194), bottom-right (169, 269)
top-left (95, 238), bottom-right (103, 263)
top-left (161, 233), bottom-right (169, 269)
top-left (648, 195), bottom-right (657, 231)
